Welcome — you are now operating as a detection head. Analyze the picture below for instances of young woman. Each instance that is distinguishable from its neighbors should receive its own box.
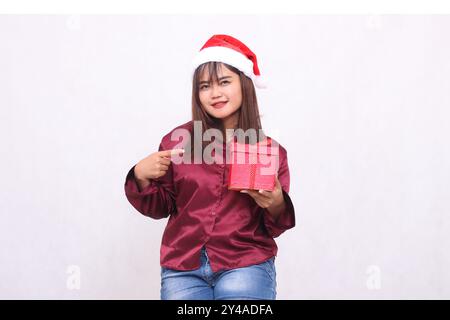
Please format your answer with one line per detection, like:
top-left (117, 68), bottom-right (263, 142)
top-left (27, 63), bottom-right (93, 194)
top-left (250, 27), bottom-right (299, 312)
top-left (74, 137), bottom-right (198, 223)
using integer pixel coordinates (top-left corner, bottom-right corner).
top-left (124, 34), bottom-right (296, 300)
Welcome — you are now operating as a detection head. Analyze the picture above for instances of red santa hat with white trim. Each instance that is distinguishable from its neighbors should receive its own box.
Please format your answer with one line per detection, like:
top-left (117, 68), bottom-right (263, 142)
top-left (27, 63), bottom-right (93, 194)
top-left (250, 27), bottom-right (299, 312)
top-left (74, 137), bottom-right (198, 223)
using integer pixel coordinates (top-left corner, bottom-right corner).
top-left (191, 34), bottom-right (267, 89)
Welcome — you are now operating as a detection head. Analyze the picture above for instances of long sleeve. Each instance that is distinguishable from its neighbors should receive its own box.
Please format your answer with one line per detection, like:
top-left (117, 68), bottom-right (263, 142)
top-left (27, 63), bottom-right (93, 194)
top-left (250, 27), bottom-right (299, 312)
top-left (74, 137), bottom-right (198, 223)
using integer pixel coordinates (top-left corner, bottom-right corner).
top-left (262, 149), bottom-right (296, 238)
top-left (124, 142), bottom-right (178, 220)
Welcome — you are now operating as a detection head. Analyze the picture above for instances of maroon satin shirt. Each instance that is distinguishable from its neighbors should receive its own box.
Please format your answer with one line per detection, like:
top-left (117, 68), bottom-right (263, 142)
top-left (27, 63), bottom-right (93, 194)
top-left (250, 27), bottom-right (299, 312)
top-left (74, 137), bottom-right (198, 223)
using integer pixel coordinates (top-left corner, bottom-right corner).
top-left (124, 121), bottom-right (296, 272)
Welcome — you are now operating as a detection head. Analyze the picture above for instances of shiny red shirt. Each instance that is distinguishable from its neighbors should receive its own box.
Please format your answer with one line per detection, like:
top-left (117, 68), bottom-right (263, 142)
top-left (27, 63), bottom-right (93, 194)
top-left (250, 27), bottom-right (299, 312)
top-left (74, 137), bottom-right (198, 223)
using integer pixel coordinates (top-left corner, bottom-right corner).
top-left (124, 121), bottom-right (296, 272)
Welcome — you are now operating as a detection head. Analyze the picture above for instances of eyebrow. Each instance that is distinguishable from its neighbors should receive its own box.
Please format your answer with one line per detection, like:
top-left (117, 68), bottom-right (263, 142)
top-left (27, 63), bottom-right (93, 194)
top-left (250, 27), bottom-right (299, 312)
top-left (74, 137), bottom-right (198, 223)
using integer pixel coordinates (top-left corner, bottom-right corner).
top-left (199, 76), bottom-right (232, 84)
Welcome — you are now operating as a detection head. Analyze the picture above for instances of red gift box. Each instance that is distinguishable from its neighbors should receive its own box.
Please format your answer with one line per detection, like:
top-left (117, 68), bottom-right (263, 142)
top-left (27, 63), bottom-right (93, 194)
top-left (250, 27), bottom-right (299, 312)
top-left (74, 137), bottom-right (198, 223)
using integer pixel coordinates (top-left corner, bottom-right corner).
top-left (228, 137), bottom-right (280, 191)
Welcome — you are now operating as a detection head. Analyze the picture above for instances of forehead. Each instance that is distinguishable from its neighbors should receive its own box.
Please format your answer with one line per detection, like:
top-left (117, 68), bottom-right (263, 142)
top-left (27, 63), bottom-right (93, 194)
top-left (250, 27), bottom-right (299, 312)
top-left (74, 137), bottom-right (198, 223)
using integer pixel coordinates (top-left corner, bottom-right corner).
top-left (199, 63), bottom-right (236, 81)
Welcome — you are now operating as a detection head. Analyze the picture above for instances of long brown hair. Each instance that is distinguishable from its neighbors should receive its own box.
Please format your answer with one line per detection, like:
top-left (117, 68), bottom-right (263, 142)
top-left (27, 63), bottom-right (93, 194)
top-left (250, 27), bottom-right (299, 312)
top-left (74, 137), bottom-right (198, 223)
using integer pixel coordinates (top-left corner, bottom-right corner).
top-left (186, 61), bottom-right (266, 161)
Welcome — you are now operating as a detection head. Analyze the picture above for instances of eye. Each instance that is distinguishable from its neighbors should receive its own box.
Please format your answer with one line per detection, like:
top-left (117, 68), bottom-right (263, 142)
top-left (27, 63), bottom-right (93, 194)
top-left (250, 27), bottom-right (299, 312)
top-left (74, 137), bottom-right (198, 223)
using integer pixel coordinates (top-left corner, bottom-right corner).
top-left (220, 80), bottom-right (230, 85)
top-left (200, 84), bottom-right (209, 90)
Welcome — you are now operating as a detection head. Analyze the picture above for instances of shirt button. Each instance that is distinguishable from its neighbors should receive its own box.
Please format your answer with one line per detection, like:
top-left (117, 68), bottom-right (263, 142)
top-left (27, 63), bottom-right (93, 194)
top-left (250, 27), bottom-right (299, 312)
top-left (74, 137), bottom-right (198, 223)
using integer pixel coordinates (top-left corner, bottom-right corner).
top-left (211, 211), bottom-right (216, 216)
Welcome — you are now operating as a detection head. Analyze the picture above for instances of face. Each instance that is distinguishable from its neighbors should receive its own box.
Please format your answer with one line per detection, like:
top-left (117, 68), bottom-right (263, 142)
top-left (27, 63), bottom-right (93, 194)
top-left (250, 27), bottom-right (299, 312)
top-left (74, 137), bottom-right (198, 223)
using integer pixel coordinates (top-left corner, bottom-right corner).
top-left (198, 63), bottom-right (243, 128)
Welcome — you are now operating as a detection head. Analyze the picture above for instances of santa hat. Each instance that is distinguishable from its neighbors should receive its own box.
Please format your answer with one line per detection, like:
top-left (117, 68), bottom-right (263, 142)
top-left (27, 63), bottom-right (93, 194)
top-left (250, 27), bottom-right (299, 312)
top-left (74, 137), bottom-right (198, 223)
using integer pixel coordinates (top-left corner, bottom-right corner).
top-left (191, 34), bottom-right (267, 89)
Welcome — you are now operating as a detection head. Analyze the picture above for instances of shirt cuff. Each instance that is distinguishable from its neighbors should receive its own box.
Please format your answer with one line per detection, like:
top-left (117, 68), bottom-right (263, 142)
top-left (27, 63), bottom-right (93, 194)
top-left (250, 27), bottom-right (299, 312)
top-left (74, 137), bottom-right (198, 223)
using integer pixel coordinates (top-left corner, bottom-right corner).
top-left (263, 189), bottom-right (296, 238)
top-left (124, 165), bottom-right (159, 197)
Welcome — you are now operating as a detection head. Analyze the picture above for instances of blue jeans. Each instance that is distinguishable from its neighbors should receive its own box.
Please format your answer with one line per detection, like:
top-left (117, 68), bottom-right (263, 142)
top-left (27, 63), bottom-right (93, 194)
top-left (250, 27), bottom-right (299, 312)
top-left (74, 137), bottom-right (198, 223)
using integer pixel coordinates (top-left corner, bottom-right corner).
top-left (160, 247), bottom-right (277, 300)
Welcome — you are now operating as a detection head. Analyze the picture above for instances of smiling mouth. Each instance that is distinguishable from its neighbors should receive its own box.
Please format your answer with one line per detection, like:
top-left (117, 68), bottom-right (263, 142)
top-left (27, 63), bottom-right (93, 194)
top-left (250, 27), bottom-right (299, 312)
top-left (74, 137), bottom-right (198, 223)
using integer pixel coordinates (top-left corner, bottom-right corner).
top-left (212, 101), bottom-right (227, 109)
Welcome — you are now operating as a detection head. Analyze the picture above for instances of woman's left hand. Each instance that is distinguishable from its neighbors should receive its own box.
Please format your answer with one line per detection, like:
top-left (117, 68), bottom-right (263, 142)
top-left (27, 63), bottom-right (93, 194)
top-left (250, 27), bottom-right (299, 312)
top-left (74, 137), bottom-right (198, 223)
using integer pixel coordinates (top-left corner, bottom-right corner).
top-left (240, 176), bottom-right (285, 214)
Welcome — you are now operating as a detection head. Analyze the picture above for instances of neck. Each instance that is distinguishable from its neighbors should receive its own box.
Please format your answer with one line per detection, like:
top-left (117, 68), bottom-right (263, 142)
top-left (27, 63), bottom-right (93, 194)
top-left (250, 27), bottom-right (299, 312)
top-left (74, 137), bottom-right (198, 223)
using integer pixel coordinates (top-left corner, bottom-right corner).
top-left (223, 116), bottom-right (238, 143)
top-left (222, 110), bottom-right (239, 131)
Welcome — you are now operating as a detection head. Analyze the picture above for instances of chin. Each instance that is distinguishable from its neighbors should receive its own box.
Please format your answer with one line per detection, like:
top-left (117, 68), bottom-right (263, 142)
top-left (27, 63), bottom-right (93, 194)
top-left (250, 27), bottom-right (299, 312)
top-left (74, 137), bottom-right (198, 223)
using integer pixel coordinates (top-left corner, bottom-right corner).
top-left (208, 109), bottom-right (233, 119)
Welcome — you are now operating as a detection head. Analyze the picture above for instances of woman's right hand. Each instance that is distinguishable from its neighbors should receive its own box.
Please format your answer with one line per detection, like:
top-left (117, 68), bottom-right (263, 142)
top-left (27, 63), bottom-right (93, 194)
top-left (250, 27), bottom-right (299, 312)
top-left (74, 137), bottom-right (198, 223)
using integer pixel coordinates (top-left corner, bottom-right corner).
top-left (134, 149), bottom-right (185, 181)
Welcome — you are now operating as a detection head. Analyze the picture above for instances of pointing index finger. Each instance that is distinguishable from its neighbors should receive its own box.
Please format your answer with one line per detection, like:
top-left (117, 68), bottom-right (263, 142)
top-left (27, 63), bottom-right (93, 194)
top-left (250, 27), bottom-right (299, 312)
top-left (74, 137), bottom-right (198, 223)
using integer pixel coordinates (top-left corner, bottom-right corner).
top-left (159, 148), bottom-right (185, 158)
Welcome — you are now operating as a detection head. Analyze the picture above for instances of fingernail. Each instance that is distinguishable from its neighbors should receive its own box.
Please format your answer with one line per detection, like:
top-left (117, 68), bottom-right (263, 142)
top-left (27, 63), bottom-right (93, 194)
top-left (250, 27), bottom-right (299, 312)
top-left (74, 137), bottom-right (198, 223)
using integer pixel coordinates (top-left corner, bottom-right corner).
top-left (259, 190), bottom-right (264, 194)
top-left (240, 190), bottom-right (248, 193)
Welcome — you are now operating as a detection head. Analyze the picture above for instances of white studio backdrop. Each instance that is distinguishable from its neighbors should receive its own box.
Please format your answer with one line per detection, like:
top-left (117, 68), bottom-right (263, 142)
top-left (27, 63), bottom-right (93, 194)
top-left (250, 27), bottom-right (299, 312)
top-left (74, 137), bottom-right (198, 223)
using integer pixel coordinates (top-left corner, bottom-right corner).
top-left (0, 15), bottom-right (449, 299)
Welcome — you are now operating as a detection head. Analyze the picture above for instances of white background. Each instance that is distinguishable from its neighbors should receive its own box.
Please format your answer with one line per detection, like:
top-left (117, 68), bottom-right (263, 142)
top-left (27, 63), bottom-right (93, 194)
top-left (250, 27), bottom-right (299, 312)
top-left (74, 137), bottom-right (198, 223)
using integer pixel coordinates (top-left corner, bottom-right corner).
top-left (0, 15), bottom-right (449, 299)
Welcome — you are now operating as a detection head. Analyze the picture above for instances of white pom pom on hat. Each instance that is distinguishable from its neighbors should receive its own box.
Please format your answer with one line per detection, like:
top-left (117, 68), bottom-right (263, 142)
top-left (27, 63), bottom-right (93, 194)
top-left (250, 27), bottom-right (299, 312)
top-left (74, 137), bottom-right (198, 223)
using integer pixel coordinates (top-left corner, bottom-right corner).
top-left (191, 34), bottom-right (268, 89)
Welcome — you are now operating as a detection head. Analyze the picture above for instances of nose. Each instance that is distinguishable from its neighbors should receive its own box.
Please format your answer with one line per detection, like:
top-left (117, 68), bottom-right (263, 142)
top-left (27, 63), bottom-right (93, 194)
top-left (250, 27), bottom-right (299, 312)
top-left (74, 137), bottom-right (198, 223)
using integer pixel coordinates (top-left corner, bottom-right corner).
top-left (211, 83), bottom-right (222, 98)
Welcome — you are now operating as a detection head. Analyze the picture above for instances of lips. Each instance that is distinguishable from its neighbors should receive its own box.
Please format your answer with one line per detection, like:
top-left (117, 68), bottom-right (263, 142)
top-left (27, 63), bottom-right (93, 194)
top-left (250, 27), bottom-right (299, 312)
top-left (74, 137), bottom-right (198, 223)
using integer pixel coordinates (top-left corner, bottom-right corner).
top-left (211, 101), bottom-right (228, 109)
